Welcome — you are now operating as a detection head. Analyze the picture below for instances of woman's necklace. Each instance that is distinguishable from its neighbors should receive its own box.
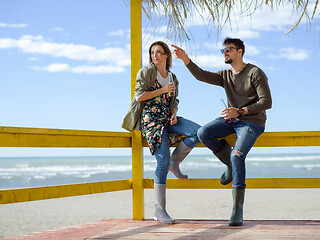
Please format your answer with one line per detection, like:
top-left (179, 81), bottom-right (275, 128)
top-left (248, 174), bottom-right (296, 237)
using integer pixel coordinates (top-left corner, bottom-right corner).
top-left (158, 69), bottom-right (168, 78)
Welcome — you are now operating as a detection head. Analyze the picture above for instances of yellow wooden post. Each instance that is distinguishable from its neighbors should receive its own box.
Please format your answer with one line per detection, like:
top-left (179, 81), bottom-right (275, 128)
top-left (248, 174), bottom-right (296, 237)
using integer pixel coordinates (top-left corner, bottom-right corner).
top-left (130, 0), bottom-right (142, 100)
top-left (131, 0), bottom-right (143, 220)
top-left (132, 130), bottom-right (144, 220)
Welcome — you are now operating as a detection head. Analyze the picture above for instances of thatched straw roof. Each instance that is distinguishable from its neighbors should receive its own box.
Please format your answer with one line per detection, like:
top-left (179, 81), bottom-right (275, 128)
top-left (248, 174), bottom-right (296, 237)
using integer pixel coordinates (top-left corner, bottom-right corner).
top-left (134, 0), bottom-right (319, 42)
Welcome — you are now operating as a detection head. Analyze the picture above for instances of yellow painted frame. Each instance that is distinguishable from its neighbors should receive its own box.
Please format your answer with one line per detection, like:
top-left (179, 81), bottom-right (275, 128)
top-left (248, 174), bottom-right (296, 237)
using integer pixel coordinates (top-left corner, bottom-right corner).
top-left (0, 1), bottom-right (319, 223)
top-left (1, 125), bottom-right (320, 220)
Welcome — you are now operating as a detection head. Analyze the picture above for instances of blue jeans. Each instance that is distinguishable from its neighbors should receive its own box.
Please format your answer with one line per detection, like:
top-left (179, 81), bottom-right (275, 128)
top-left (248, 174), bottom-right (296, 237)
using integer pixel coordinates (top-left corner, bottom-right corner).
top-left (197, 117), bottom-right (264, 189)
top-left (154, 117), bottom-right (201, 184)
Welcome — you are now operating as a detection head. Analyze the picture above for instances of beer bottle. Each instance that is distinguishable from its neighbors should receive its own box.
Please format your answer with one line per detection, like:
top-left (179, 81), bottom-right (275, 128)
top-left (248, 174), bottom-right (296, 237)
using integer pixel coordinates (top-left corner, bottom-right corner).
top-left (169, 72), bottom-right (174, 97)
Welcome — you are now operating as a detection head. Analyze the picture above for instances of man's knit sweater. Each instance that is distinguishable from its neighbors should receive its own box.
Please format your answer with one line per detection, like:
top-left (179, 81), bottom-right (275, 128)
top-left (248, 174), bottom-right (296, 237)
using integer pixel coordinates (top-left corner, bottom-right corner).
top-left (186, 60), bottom-right (272, 128)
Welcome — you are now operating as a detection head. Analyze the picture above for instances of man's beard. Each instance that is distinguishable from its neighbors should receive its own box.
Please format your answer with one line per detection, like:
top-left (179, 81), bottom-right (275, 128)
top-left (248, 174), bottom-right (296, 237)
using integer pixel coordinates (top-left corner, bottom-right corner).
top-left (225, 59), bottom-right (232, 64)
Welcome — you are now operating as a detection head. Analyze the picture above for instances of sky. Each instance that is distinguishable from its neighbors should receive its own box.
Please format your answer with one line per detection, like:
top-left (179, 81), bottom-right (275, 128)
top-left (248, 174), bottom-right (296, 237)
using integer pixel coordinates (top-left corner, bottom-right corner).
top-left (0, 0), bottom-right (320, 157)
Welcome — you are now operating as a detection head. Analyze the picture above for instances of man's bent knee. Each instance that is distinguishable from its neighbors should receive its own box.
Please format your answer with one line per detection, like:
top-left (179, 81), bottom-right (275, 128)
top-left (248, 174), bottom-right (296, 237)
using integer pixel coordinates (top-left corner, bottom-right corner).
top-left (232, 150), bottom-right (243, 156)
top-left (197, 126), bottom-right (211, 141)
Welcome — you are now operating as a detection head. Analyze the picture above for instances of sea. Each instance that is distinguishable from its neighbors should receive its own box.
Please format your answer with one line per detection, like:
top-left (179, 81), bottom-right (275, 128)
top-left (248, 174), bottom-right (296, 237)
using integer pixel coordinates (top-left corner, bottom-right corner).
top-left (1, 154), bottom-right (320, 189)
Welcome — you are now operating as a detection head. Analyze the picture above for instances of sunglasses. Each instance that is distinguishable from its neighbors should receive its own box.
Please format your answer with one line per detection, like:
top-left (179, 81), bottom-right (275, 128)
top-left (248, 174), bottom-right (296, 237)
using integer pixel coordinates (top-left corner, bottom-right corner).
top-left (220, 47), bottom-right (240, 54)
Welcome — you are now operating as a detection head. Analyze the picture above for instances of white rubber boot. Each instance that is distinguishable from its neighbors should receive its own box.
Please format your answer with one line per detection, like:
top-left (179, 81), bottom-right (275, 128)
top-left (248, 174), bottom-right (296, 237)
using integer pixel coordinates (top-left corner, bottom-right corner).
top-left (154, 183), bottom-right (175, 224)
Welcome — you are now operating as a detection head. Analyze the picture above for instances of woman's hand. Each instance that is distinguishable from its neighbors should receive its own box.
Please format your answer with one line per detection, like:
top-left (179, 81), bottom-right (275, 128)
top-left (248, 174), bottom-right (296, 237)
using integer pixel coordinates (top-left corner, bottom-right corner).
top-left (164, 82), bottom-right (175, 94)
top-left (170, 108), bottom-right (178, 125)
top-left (137, 82), bottom-right (174, 102)
top-left (170, 113), bottom-right (178, 125)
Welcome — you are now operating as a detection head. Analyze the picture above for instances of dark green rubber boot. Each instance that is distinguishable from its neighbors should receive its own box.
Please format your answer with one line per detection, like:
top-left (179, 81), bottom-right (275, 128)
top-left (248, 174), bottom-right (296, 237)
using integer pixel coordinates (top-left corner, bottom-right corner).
top-left (214, 139), bottom-right (232, 185)
top-left (228, 188), bottom-right (245, 226)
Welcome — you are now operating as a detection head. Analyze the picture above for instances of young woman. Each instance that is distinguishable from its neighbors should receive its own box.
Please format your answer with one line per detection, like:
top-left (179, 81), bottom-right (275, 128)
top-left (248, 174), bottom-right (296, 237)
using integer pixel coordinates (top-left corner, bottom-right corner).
top-left (122, 41), bottom-right (200, 223)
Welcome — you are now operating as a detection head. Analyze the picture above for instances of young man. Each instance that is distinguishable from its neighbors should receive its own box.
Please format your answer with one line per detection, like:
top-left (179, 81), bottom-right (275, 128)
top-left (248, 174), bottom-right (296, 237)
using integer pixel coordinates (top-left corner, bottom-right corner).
top-left (172, 38), bottom-right (272, 226)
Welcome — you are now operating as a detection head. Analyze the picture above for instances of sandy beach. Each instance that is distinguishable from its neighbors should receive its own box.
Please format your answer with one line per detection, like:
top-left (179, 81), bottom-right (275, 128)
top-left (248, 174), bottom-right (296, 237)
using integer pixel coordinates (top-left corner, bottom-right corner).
top-left (0, 188), bottom-right (319, 238)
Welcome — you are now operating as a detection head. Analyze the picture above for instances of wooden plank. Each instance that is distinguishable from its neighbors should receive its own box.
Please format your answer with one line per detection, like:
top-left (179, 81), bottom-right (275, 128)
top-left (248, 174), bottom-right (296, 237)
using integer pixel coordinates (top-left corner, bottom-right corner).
top-left (253, 131), bottom-right (320, 147)
top-left (0, 132), bottom-right (131, 148)
top-left (1, 177), bottom-right (319, 205)
top-left (0, 179), bottom-right (132, 204)
top-left (1, 126), bottom-right (319, 148)
top-left (143, 178), bottom-right (320, 189)
top-left (0, 127), bottom-right (132, 148)
top-left (0, 126), bottom-right (132, 137)
top-left (130, 0), bottom-right (141, 99)
top-left (144, 131), bottom-right (320, 147)
top-left (4, 219), bottom-right (320, 240)
top-left (132, 130), bottom-right (144, 220)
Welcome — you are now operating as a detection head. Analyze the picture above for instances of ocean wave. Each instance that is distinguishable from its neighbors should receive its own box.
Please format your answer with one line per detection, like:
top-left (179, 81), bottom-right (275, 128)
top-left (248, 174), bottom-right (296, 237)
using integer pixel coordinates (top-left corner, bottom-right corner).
top-left (292, 164), bottom-right (320, 171)
top-left (15, 164), bottom-right (30, 168)
top-left (184, 162), bottom-right (224, 169)
top-left (0, 163), bottom-right (157, 181)
top-left (206, 155), bottom-right (320, 162)
top-left (247, 155), bottom-right (320, 161)
top-left (1, 155), bottom-right (319, 187)
top-left (0, 164), bottom-right (132, 179)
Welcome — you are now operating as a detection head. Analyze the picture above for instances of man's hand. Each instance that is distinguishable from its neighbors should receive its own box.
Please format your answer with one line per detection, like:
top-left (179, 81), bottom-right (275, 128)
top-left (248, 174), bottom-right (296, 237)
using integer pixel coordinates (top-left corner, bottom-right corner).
top-left (171, 44), bottom-right (190, 65)
top-left (222, 107), bottom-right (238, 120)
top-left (222, 107), bottom-right (248, 120)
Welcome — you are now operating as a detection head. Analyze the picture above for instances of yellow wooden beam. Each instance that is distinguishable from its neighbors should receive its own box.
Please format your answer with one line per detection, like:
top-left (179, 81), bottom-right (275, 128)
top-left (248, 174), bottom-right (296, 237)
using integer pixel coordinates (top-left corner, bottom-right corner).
top-left (0, 179), bottom-right (132, 205)
top-left (1, 177), bottom-right (319, 205)
top-left (0, 126), bottom-right (132, 137)
top-left (1, 126), bottom-right (319, 148)
top-left (252, 131), bottom-right (320, 147)
top-left (0, 126), bottom-right (132, 148)
top-left (156, 131), bottom-right (320, 148)
top-left (245, 178), bottom-right (320, 188)
top-left (143, 178), bottom-right (320, 189)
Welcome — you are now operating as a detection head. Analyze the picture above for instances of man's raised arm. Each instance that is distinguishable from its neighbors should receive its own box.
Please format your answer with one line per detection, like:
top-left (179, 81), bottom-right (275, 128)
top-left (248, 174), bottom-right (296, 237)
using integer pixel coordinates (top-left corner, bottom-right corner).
top-left (171, 44), bottom-right (190, 65)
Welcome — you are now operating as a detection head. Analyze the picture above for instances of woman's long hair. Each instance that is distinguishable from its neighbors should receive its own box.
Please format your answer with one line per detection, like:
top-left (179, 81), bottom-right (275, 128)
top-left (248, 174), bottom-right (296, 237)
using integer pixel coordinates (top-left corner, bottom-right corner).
top-left (149, 41), bottom-right (172, 71)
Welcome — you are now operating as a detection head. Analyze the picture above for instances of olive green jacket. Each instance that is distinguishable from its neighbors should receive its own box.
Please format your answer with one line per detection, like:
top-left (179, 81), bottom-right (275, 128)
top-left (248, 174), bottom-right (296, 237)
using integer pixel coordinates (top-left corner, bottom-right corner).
top-left (122, 64), bottom-right (179, 131)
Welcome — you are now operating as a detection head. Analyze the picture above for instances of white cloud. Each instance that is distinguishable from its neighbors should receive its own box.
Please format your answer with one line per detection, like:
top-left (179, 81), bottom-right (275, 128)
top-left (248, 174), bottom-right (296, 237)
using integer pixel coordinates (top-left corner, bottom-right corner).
top-left (224, 29), bottom-right (261, 39)
top-left (191, 54), bottom-right (226, 68)
top-left (0, 35), bottom-right (131, 74)
top-left (0, 38), bottom-right (16, 48)
top-left (108, 29), bottom-right (129, 37)
top-left (51, 27), bottom-right (64, 32)
top-left (0, 35), bottom-right (131, 66)
top-left (72, 65), bottom-right (125, 74)
top-left (265, 65), bottom-right (280, 71)
top-left (202, 42), bottom-right (220, 50)
top-left (28, 57), bottom-right (40, 61)
top-left (31, 63), bottom-right (69, 72)
top-left (32, 63), bottom-right (125, 74)
top-left (48, 63), bottom-right (69, 72)
top-left (0, 22), bottom-right (28, 28)
top-left (245, 45), bottom-right (261, 56)
top-left (142, 32), bottom-right (170, 47)
top-left (268, 48), bottom-right (310, 60)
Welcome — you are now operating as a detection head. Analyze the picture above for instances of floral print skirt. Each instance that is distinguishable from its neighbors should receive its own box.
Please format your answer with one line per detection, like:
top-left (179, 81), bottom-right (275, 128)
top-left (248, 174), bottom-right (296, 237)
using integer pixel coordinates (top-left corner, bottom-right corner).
top-left (140, 80), bottom-right (181, 155)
